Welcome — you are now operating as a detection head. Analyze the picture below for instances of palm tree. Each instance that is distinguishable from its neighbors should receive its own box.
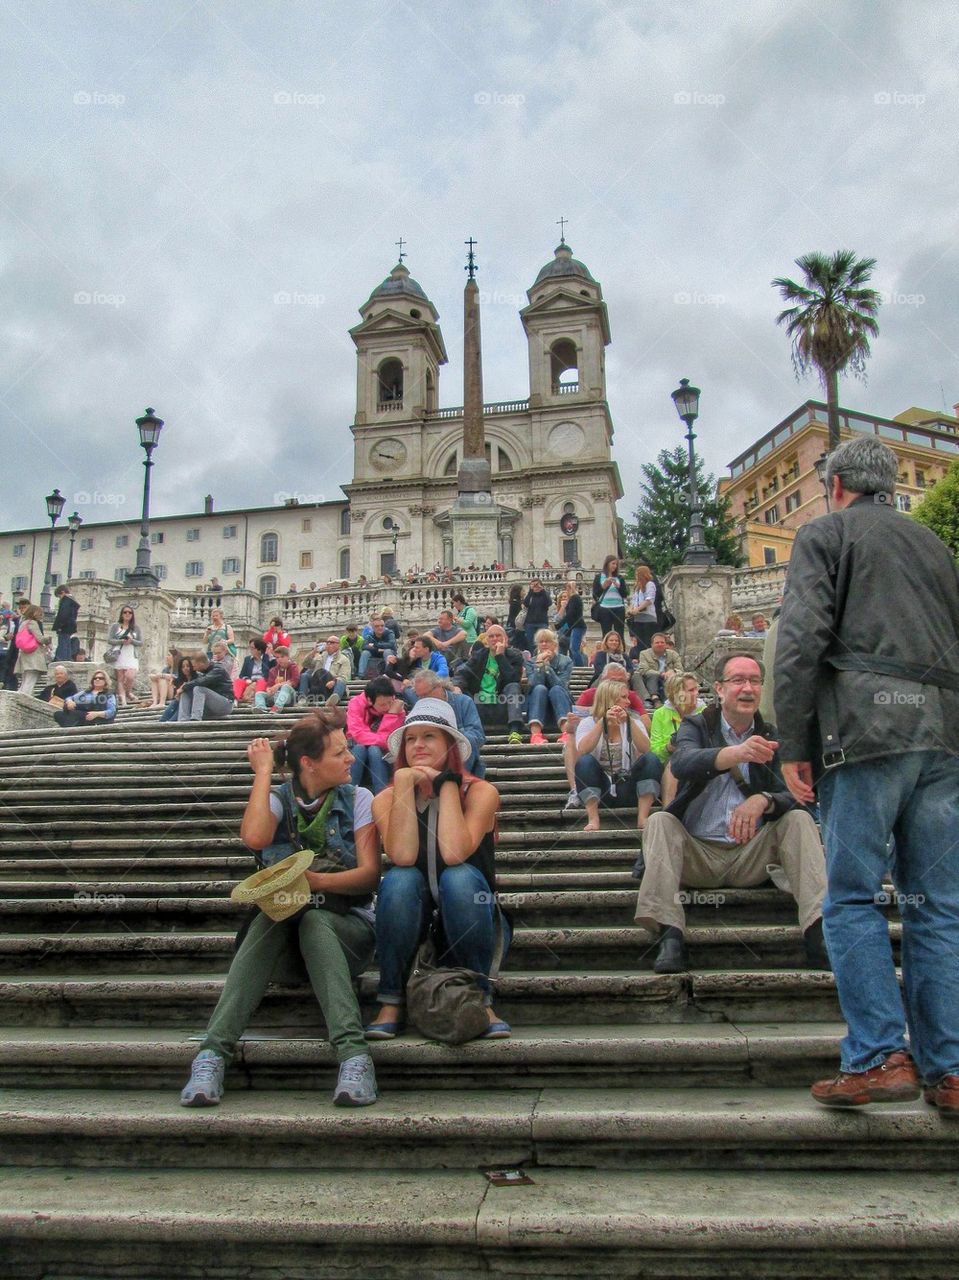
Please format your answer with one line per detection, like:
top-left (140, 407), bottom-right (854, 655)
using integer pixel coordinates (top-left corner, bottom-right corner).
top-left (772, 250), bottom-right (882, 452)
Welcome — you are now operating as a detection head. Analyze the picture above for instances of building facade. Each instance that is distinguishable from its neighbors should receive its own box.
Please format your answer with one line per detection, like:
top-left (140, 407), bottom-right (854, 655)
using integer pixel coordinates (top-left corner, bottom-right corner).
top-left (719, 401), bottom-right (959, 567)
top-left (0, 243), bottom-right (624, 602)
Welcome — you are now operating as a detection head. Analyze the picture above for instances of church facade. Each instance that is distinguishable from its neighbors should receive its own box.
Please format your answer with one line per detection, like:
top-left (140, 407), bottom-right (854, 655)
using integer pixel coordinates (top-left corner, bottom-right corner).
top-left (0, 243), bottom-right (624, 600)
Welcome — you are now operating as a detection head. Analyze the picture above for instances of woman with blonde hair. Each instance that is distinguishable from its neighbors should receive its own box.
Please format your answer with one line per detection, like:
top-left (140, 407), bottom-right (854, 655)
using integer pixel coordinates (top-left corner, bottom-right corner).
top-left (628, 565), bottom-right (659, 649)
top-left (649, 672), bottom-right (705, 807)
top-left (574, 677), bottom-right (662, 832)
top-left (203, 607), bottom-right (236, 662)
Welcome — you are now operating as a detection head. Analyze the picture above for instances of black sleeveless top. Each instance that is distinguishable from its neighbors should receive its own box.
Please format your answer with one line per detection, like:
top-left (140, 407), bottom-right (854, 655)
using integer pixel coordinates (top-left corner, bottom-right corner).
top-left (414, 798), bottom-right (496, 896)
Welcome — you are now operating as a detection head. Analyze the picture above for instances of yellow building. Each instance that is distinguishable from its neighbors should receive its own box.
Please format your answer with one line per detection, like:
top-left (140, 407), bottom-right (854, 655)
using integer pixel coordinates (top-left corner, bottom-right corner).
top-left (718, 400), bottom-right (959, 567)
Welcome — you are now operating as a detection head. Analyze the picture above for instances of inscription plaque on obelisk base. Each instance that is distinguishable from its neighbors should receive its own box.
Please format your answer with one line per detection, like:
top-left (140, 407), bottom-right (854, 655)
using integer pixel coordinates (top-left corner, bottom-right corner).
top-left (451, 238), bottom-right (500, 568)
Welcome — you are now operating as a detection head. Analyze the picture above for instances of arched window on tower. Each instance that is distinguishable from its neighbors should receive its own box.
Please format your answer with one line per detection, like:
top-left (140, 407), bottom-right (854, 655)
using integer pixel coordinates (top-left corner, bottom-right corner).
top-left (425, 369), bottom-right (436, 412)
top-left (377, 358), bottom-right (404, 407)
top-left (550, 339), bottom-right (579, 394)
top-left (498, 447), bottom-right (514, 472)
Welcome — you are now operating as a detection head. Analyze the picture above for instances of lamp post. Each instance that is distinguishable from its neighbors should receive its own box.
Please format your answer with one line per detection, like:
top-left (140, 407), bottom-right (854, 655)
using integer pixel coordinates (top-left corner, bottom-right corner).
top-left (814, 451), bottom-right (831, 512)
top-left (670, 378), bottom-right (715, 566)
top-left (389, 520), bottom-right (400, 575)
top-left (66, 511), bottom-right (83, 581)
top-left (40, 488), bottom-right (66, 613)
top-left (125, 407), bottom-right (164, 589)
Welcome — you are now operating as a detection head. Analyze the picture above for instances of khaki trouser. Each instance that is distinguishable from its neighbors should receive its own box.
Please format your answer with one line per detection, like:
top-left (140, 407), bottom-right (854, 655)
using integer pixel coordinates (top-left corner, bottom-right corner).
top-left (634, 809), bottom-right (826, 936)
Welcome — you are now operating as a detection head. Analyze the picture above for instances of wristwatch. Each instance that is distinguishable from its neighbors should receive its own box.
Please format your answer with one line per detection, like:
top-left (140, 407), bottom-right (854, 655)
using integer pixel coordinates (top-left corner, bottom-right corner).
top-left (432, 770), bottom-right (463, 796)
top-left (761, 791), bottom-right (775, 813)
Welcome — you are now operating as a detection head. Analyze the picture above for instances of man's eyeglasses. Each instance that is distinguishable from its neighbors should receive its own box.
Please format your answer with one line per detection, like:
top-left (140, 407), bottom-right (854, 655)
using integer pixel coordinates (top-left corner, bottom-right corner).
top-left (721, 676), bottom-right (763, 687)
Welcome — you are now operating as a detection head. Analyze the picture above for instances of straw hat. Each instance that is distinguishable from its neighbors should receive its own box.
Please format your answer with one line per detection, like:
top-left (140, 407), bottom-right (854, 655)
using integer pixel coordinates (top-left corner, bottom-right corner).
top-left (230, 849), bottom-right (314, 922)
top-left (385, 696), bottom-right (472, 765)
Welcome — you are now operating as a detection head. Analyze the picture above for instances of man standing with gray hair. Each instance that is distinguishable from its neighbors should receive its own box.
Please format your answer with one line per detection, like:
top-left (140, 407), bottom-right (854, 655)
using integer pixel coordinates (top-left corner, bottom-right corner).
top-left (775, 434), bottom-right (959, 1113)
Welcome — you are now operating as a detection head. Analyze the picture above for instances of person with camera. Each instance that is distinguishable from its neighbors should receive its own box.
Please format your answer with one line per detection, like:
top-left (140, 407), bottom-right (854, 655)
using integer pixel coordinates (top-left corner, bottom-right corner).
top-left (574, 677), bottom-right (662, 833)
top-left (591, 554), bottom-right (628, 641)
top-left (363, 698), bottom-right (509, 1042)
top-left (634, 652), bottom-right (828, 975)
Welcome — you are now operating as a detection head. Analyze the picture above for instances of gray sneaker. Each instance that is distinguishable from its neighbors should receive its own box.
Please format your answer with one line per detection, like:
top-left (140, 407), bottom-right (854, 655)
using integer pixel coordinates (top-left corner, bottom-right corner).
top-left (180, 1049), bottom-right (225, 1106)
top-left (333, 1053), bottom-right (378, 1106)
top-left (564, 789), bottom-right (583, 810)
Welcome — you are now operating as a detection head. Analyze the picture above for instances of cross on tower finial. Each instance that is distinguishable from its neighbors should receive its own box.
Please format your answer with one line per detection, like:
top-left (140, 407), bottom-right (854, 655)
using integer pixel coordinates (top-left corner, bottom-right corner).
top-left (465, 237), bottom-right (478, 279)
top-left (395, 236), bottom-right (407, 263)
top-left (556, 216), bottom-right (568, 244)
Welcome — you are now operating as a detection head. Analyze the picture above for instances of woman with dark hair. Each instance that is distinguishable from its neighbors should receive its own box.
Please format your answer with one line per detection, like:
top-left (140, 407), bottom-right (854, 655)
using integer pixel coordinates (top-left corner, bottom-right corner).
top-left (158, 654), bottom-right (196, 722)
top-left (364, 698), bottom-right (510, 1041)
top-left (149, 649), bottom-right (180, 709)
top-left (54, 670), bottom-right (117, 727)
top-left (629, 565), bottom-right (660, 649)
top-left (505, 583), bottom-right (524, 644)
top-left (591, 555), bottom-right (628, 641)
top-left (180, 709), bottom-right (380, 1108)
top-left (108, 605), bottom-right (142, 706)
top-left (345, 675), bottom-right (406, 795)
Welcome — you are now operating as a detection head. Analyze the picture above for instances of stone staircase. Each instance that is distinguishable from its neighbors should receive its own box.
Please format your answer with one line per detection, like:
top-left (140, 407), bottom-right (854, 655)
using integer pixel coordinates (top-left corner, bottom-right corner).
top-left (0, 675), bottom-right (957, 1278)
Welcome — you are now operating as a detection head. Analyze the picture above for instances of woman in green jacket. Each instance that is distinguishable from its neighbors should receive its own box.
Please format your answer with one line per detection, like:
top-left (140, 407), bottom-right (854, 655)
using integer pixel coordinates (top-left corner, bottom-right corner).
top-left (649, 673), bottom-right (705, 807)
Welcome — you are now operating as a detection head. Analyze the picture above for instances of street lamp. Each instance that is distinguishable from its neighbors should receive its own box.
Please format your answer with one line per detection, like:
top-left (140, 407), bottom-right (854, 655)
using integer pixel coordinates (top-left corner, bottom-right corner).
top-left (125, 407), bottom-right (164, 589)
top-left (40, 487), bottom-right (66, 613)
top-left (814, 451), bottom-right (831, 512)
top-left (66, 511), bottom-right (83, 581)
top-left (670, 378), bottom-right (715, 566)
top-left (389, 520), bottom-right (400, 574)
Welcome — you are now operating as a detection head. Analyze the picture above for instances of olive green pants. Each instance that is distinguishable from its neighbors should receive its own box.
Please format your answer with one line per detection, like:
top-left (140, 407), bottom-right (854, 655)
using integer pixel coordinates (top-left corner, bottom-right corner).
top-left (201, 908), bottom-right (375, 1064)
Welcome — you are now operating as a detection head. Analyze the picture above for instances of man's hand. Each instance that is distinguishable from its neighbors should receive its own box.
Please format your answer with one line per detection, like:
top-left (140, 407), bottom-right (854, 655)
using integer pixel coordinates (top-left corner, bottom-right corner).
top-left (727, 793), bottom-right (768, 844)
top-left (734, 735), bottom-right (779, 765)
top-left (782, 761), bottom-right (816, 805)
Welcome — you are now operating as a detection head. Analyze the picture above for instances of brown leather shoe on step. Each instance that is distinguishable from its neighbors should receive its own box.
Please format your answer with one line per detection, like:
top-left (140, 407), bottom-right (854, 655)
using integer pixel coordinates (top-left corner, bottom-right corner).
top-left (923, 1074), bottom-right (959, 1117)
top-left (811, 1050), bottom-right (920, 1107)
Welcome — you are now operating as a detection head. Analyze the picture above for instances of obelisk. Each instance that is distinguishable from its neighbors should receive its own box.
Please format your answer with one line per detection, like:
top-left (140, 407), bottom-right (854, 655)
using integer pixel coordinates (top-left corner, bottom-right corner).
top-left (451, 237), bottom-right (499, 567)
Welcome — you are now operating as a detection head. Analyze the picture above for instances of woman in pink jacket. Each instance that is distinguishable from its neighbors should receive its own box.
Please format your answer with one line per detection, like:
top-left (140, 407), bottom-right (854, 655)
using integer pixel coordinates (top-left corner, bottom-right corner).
top-left (346, 675), bottom-right (406, 794)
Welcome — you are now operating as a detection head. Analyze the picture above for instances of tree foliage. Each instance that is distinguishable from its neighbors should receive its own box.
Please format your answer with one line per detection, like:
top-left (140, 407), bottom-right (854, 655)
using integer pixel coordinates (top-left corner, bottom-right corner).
top-left (912, 459), bottom-right (959, 559)
top-left (624, 446), bottom-right (743, 576)
top-left (772, 249), bottom-right (882, 451)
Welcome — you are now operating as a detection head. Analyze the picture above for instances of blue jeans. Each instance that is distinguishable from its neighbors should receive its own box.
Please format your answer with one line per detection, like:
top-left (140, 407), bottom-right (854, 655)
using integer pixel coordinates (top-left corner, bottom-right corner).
top-left (299, 672), bottom-right (346, 700)
top-left (159, 698), bottom-right (179, 722)
top-left (350, 744), bottom-right (390, 794)
top-left (574, 751), bottom-right (662, 804)
top-left (255, 683), bottom-right (296, 710)
top-left (54, 633), bottom-right (73, 661)
top-left (374, 863), bottom-right (511, 1004)
top-left (569, 625), bottom-right (587, 667)
top-left (818, 751), bottom-right (959, 1082)
top-left (526, 682), bottom-right (572, 731)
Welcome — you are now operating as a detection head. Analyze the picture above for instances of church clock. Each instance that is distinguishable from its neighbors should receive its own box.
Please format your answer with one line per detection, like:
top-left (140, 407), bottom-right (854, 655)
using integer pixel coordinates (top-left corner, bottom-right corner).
top-left (369, 438), bottom-right (408, 471)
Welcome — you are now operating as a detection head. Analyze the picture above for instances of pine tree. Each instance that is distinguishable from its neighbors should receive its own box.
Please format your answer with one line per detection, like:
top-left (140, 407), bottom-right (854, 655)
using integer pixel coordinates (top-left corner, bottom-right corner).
top-left (912, 459), bottom-right (959, 559)
top-left (624, 447), bottom-right (743, 576)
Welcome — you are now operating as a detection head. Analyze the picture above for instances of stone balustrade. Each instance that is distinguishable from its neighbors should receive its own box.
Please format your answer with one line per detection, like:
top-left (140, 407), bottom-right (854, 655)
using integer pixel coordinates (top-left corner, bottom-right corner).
top-left (730, 564), bottom-right (787, 614)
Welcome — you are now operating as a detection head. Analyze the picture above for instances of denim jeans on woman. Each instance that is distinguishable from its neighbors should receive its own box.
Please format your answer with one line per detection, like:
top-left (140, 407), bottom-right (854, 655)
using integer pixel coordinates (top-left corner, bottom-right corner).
top-left (818, 750), bottom-right (959, 1083)
top-left (526, 683), bottom-right (572, 731)
top-left (574, 752), bottom-right (662, 804)
top-left (375, 862), bottom-right (511, 1004)
top-left (350, 744), bottom-right (390, 794)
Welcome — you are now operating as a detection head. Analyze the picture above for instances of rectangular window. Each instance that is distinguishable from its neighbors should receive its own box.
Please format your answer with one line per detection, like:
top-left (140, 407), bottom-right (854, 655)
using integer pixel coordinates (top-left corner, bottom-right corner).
top-left (185, 560), bottom-right (204, 578)
top-left (115, 534), bottom-right (129, 548)
top-left (80, 536), bottom-right (94, 551)
top-left (154, 564), bottom-right (168, 580)
top-left (379, 551), bottom-right (396, 576)
top-left (114, 567), bottom-right (128, 582)
top-left (12, 544), bottom-right (25, 557)
top-left (561, 538), bottom-right (578, 564)
top-left (299, 550), bottom-right (313, 570)
top-left (764, 505), bottom-right (780, 524)
top-left (187, 528), bottom-right (200, 542)
top-left (785, 491), bottom-right (801, 513)
top-left (301, 518), bottom-right (312, 533)
top-left (151, 531), bottom-right (164, 545)
top-left (11, 575), bottom-right (28, 594)
top-left (50, 572), bottom-right (61, 588)
top-left (340, 509), bottom-right (351, 535)
top-left (763, 547), bottom-right (776, 565)
top-left (895, 494), bottom-right (912, 512)
top-left (222, 557), bottom-right (241, 574)
top-left (915, 469), bottom-right (926, 488)
top-left (223, 524), bottom-right (238, 539)
top-left (79, 569), bottom-right (96, 580)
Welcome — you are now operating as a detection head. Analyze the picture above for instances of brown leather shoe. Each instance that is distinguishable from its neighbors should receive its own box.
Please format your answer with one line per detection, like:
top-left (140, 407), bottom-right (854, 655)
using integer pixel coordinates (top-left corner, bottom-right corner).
top-left (811, 1050), bottom-right (921, 1107)
top-left (923, 1074), bottom-right (959, 1117)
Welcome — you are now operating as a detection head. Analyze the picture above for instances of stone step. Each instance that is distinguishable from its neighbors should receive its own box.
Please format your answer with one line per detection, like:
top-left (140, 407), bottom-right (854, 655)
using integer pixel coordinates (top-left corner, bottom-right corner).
top-left (0, 969), bottom-right (843, 1027)
top-left (1, 1086), bottom-right (954, 1173)
top-left (0, 1022), bottom-right (845, 1091)
top-left (2, 1167), bottom-right (959, 1279)
top-left (0, 923), bottom-right (868, 975)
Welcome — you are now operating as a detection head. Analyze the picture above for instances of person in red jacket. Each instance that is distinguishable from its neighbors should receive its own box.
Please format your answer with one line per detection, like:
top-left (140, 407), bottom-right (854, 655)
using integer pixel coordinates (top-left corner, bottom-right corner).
top-left (346, 676), bottom-right (406, 794)
top-left (263, 617), bottom-right (291, 655)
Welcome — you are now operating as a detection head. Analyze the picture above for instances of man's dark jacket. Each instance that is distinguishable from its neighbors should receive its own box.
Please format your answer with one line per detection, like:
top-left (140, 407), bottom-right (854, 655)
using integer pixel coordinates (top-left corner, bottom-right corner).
top-left (52, 595), bottom-right (80, 635)
top-left (455, 643), bottom-right (524, 695)
top-left (774, 495), bottom-right (959, 772)
top-left (667, 704), bottom-right (795, 825)
top-left (237, 654), bottom-right (275, 682)
top-left (181, 662), bottom-right (233, 702)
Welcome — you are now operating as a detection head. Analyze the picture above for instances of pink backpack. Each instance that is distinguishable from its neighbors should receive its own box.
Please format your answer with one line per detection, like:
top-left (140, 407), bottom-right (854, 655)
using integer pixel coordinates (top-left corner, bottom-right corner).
top-left (14, 627), bottom-right (39, 654)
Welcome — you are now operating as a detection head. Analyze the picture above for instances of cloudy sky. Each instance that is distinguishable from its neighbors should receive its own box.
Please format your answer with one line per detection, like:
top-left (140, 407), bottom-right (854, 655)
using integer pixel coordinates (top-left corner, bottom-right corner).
top-left (2, 0), bottom-right (957, 533)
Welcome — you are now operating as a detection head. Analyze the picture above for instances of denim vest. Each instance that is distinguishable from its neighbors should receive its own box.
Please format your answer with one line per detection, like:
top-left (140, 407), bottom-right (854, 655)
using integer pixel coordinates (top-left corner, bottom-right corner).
top-left (258, 781), bottom-right (359, 869)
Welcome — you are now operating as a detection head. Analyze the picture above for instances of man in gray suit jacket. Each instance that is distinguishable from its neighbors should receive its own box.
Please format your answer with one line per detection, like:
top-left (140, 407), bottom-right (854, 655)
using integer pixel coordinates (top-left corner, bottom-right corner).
top-left (775, 435), bottom-right (959, 1114)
